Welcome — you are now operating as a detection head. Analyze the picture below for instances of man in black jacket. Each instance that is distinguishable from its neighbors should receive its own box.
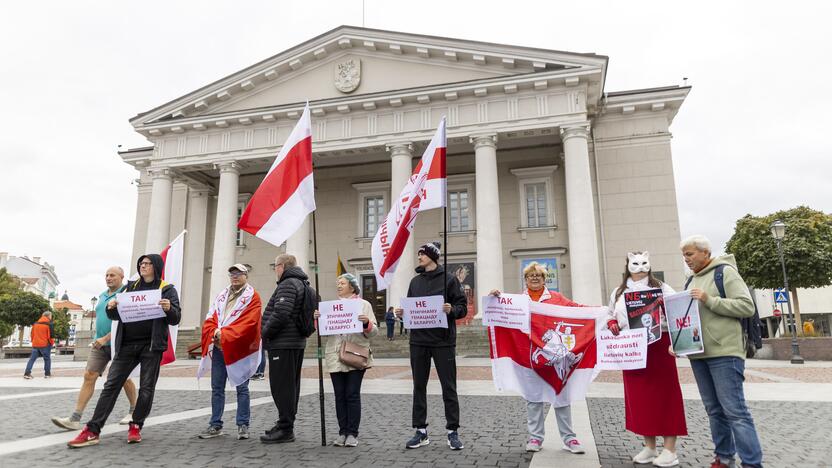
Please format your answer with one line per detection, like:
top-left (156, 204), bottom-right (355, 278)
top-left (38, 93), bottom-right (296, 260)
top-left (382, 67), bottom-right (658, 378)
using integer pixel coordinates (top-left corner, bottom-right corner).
top-left (395, 241), bottom-right (468, 451)
top-left (68, 254), bottom-right (181, 448)
top-left (260, 253), bottom-right (311, 444)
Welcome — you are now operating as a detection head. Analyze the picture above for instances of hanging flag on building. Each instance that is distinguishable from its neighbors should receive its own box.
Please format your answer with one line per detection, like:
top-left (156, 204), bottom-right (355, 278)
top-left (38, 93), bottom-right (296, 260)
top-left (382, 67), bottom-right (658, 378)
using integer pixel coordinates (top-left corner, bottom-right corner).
top-left (371, 118), bottom-right (446, 290)
top-left (489, 301), bottom-right (606, 406)
top-left (238, 104), bottom-right (315, 247)
top-left (160, 230), bottom-right (185, 365)
top-left (336, 254), bottom-right (348, 276)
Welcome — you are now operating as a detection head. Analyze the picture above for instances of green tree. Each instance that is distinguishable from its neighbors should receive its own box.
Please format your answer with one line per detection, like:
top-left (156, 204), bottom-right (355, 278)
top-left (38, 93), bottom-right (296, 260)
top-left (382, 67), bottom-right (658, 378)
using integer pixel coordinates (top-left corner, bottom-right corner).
top-left (0, 291), bottom-right (52, 346)
top-left (0, 268), bottom-right (22, 296)
top-left (725, 206), bottom-right (832, 336)
top-left (0, 321), bottom-right (14, 347)
top-left (52, 307), bottom-right (71, 342)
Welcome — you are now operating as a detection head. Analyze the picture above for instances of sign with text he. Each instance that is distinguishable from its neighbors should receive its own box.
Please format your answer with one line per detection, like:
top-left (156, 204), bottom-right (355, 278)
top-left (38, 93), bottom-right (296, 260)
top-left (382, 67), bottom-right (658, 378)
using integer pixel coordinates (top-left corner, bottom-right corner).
top-left (318, 300), bottom-right (363, 336)
top-left (401, 295), bottom-right (447, 329)
top-left (596, 328), bottom-right (648, 370)
top-left (116, 289), bottom-right (165, 323)
top-left (481, 293), bottom-right (530, 333)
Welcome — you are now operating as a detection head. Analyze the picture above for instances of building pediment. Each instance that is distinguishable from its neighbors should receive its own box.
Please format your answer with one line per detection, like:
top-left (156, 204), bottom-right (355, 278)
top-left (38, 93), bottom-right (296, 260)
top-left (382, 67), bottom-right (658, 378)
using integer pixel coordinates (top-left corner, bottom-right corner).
top-left (132, 26), bottom-right (607, 132)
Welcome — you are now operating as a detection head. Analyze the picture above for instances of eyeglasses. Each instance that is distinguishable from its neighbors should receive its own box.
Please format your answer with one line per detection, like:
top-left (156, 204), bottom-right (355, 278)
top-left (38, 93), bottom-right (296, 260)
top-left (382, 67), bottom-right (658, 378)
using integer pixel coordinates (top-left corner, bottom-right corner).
top-left (228, 272), bottom-right (246, 278)
top-left (525, 273), bottom-right (545, 279)
top-left (139, 261), bottom-right (153, 266)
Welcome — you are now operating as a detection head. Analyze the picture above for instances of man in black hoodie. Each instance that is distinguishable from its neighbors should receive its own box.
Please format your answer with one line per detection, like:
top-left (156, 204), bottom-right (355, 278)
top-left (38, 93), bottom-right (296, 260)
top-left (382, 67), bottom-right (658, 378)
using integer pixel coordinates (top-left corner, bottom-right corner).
top-left (259, 253), bottom-right (312, 444)
top-left (395, 241), bottom-right (468, 451)
top-left (68, 254), bottom-right (181, 448)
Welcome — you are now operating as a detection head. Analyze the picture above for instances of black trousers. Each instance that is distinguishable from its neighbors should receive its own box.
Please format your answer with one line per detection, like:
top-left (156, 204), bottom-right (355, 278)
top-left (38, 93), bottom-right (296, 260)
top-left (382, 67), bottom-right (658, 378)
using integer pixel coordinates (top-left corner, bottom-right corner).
top-left (267, 348), bottom-right (304, 431)
top-left (330, 369), bottom-right (366, 436)
top-left (410, 344), bottom-right (460, 431)
top-left (87, 343), bottom-right (162, 433)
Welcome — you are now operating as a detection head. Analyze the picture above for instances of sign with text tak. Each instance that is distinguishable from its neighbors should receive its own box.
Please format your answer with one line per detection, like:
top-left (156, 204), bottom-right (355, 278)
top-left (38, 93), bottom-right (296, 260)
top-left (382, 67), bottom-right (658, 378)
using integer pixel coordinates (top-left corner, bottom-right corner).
top-left (318, 299), bottom-right (364, 336)
top-left (115, 289), bottom-right (164, 323)
top-left (401, 295), bottom-right (447, 329)
top-left (481, 293), bottom-right (530, 333)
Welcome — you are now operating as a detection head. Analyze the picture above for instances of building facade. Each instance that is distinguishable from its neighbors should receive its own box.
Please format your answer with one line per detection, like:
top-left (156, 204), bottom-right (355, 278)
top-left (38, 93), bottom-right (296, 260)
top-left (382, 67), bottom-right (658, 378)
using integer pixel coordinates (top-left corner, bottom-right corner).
top-left (121, 26), bottom-right (689, 329)
top-left (0, 253), bottom-right (60, 345)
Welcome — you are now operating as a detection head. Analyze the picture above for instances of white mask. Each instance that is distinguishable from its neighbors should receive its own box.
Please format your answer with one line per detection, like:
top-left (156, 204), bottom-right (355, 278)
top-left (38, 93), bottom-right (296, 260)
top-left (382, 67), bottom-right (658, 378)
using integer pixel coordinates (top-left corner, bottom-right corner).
top-left (627, 252), bottom-right (651, 274)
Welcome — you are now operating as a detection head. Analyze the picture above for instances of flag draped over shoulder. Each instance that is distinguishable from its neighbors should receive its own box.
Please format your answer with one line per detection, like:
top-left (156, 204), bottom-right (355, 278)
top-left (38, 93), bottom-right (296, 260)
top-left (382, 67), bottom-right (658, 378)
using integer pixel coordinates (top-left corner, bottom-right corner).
top-left (160, 230), bottom-right (185, 365)
top-left (238, 104), bottom-right (314, 247)
top-left (371, 118), bottom-right (446, 290)
top-left (197, 284), bottom-right (262, 387)
top-left (489, 301), bottom-right (607, 407)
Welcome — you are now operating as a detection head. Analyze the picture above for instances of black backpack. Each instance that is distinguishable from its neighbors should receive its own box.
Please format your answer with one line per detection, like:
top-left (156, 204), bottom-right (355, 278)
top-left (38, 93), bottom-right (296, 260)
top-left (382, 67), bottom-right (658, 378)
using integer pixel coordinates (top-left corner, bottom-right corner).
top-left (294, 280), bottom-right (319, 338)
top-left (684, 264), bottom-right (763, 358)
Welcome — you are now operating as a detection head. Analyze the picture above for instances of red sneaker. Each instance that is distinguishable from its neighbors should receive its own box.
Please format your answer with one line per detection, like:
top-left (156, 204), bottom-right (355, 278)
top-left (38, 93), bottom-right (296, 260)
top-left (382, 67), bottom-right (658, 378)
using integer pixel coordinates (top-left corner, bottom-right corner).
top-left (127, 423), bottom-right (142, 444)
top-left (710, 457), bottom-right (729, 468)
top-left (67, 426), bottom-right (100, 448)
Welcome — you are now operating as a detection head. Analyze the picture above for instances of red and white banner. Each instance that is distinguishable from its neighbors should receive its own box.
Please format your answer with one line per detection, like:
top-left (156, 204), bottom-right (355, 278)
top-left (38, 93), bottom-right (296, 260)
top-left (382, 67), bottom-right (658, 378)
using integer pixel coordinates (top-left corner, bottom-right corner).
top-left (160, 230), bottom-right (185, 365)
top-left (197, 284), bottom-right (262, 386)
top-left (489, 301), bottom-right (606, 407)
top-left (371, 118), bottom-right (446, 290)
top-left (238, 104), bottom-right (315, 247)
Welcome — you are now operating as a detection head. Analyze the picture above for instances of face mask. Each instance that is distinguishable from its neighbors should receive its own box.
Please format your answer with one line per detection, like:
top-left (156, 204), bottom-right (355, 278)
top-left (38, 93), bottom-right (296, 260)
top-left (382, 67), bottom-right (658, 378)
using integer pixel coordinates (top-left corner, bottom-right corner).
top-left (627, 252), bottom-right (651, 274)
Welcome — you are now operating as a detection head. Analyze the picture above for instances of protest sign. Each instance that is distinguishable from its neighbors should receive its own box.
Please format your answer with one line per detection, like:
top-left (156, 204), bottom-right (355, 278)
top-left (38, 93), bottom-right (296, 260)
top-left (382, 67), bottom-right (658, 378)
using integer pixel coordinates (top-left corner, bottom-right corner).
top-left (318, 300), bottom-right (363, 336)
top-left (482, 293), bottom-right (530, 333)
top-left (664, 291), bottom-right (705, 356)
top-left (116, 289), bottom-right (164, 323)
top-left (401, 295), bottom-right (447, 329)
top-left (624, 288), bottom-right (664, 344)
top-left (596, 328), bottom-right (648, 370)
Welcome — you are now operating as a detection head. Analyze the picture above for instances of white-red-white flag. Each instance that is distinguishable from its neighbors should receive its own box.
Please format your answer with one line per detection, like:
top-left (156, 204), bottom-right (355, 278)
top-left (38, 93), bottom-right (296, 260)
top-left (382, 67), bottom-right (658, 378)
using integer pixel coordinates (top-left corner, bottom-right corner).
top-left (489, 301), bottom-right (606, 406)
top-left (238, 104), bottom-right (314, 247)
top-left (371, 118), bottom-right (446, 290)
top-left (160, 230), bottom-right (185, 365)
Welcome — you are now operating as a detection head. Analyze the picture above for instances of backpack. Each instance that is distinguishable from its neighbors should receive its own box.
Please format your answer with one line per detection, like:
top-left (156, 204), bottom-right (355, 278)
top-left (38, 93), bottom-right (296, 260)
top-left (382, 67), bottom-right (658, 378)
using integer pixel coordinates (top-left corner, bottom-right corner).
top-left (684, 264), bottom-right (763, 358)
top-left (294, 280), bottom-right (319, 338)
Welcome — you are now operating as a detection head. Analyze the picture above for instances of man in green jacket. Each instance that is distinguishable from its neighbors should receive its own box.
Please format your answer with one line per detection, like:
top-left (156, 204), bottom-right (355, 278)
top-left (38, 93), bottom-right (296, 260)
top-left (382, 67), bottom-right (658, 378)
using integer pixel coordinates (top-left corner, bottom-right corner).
top-left (681, 235), bottom-right (763, 468)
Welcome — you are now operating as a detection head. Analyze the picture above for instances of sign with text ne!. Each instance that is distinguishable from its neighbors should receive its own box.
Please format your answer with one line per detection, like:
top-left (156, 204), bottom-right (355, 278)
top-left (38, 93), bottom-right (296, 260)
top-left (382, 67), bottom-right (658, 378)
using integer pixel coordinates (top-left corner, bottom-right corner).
top-left (318, 300), bottom-right (363, 336)
top-left (481, 293), bottom-right (530, 333)
top-left (401, 295), bottom-right (447, 329)
top-left (116, 289), bottom-right (165, 323)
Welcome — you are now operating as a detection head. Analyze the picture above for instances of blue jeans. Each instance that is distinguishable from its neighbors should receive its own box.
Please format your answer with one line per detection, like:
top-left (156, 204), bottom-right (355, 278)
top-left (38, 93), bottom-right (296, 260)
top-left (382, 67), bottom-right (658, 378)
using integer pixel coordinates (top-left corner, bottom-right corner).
top-left (210, 348), bottom-right (250, 428)
top-left (690, 356), bottom-right (763, 467)
top-left (24, 345), bottom-right (51, 376)
top-left (255, 348), bottom-right (266, 374)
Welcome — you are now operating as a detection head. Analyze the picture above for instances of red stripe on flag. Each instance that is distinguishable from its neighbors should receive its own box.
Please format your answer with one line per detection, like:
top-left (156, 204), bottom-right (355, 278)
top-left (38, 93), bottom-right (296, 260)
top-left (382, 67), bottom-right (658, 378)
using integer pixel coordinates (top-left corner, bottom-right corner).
top-left (426, 147), bottom-right (446, 180)
top-left (238, 136), bottom-right (313, 233)
top-left (379, 196), bottom-right (421, 275)
top-left (159, 242), bottom-right (175, 365)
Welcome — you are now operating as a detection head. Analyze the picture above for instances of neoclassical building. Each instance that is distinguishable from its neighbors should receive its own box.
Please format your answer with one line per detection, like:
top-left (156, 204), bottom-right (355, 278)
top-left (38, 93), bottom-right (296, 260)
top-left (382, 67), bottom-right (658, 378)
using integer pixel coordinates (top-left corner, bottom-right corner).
top-left (121, 26), bottom-right (689, 329)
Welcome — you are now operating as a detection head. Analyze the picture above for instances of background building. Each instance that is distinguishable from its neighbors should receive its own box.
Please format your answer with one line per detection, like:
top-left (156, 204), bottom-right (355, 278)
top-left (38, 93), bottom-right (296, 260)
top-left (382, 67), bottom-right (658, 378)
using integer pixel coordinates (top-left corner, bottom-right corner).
top-left (0, 252), bottom-right (60, 345)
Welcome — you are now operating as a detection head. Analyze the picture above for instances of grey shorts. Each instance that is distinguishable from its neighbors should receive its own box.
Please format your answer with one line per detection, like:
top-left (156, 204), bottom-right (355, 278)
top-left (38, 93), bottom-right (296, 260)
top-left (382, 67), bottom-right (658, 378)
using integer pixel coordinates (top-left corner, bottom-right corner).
top-left (85, 346), bottom-right (112, 376)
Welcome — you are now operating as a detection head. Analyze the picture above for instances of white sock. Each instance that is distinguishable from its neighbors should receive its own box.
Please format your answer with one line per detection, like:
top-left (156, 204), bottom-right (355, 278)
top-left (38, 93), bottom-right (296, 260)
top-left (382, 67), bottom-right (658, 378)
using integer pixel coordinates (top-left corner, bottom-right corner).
top-left (417, 428), bottom-right (427, 434)
top-left (447, 430), bottom-right (455, 434)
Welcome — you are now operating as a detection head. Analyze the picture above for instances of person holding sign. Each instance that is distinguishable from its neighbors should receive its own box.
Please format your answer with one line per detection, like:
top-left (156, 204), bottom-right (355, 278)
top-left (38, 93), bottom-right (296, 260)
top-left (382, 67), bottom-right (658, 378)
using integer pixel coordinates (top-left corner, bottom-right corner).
top-left (312, 273), bottom-right (378, 447)
top-left (490, 261), bottom-right (587, 455)
top-left (394, 241), bottom-right (467, 451)
top-left (68, 254), bottom-right (181, 448)
top-left (606, 252), bottom-right (686, 467)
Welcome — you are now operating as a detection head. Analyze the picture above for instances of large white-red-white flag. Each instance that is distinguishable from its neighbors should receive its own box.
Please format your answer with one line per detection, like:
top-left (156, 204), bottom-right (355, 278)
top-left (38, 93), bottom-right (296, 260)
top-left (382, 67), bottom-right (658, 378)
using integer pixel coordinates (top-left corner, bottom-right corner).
top-left (371, 118), bottom-right (446, 290)
top-left (238, 104), bottom-right (314, 247)
top-left (160, 230), bottom-right (185, 365)
top-left (489, 301), bottom-right (606, 406)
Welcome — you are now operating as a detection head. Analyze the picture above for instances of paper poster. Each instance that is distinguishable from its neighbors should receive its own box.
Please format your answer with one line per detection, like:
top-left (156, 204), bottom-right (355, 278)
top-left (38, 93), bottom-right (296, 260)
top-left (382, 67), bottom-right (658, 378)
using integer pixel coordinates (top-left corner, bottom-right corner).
top-left (481, 293), bottom-right (530, 333)
top-left (116, 289), bottom-right (164, 323)
top-left (596, 328), bottom-right (648, 370)
top-left (401, 295), bottom-right (447, 329)
top-left (624, 288), bottom-right (664, 344)
top-left (664, 291), bottom-right (705, 356)
top-left (318, 300), bottom-right (364, 336)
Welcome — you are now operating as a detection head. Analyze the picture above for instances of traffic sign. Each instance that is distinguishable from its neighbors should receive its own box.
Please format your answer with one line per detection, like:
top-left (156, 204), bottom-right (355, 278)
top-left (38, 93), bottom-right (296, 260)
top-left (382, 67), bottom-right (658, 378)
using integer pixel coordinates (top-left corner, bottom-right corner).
top-left (773, 308), bottom-right (782, 317)
top-left (774, 289), bottom-right (789, 304)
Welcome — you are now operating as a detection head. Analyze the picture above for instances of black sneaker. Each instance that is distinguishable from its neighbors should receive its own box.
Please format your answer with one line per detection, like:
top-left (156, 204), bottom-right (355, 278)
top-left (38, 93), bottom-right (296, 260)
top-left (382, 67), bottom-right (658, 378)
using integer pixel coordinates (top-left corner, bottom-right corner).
top-left (264, 423), bottom-right (279, 436)
top-left (260, 429), bottom-right (295, 444)
top-left (447, 431), bottom-right (464, 450)
top-left (406, 430), bottom-right (429, 449)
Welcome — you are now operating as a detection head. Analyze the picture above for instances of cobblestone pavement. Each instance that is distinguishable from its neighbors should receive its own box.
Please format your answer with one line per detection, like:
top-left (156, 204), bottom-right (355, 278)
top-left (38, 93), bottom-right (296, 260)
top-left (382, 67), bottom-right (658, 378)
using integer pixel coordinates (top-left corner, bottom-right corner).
top-left (2, 391), bottom-right (533, 468)
top-left (588, 398), bottom-right (832, 468)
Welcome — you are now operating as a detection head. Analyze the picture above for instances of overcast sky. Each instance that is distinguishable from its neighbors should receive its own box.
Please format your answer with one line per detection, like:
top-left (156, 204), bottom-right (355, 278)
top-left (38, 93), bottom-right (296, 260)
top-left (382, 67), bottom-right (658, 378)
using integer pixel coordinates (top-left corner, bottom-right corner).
top-left (1, 1), bottom-right (829, 307)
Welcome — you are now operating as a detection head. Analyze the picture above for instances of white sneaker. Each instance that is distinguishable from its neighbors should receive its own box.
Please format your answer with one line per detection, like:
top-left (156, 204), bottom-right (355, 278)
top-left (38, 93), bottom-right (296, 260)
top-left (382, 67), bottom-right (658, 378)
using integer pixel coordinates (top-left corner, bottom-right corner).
top-left (333, 434), bottom-right (346, 446)
top-left (633, 447), bottom-right (658, 464)
top-left (51, 416), bottom-right (81, 431)
top-left (562, 439), bottom-right (585, 454)
top-left (345, 435), bottom-right (358, 447)
top-left (119, 413), bottom-right (132, 425)
top-left (653, 450), bottom-right (679, 467)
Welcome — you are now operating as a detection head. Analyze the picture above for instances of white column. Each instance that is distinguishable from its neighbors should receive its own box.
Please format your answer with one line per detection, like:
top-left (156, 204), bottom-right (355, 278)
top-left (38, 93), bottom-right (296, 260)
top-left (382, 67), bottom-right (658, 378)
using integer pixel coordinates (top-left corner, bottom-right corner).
top-left (145, 168), bottom-right (173, 253)
top-left (472, 134), bottom-right (504, 310)
top-left (209, 161), bottom-right (239, 299)
top-left (182, 186), bottom-right (210, 328)
top-left (286, 216), bottom-right (311, 275)
top-left (387, 142), bottom-right (415, 308)
top-left (561, 124), bottom-right (603, 305)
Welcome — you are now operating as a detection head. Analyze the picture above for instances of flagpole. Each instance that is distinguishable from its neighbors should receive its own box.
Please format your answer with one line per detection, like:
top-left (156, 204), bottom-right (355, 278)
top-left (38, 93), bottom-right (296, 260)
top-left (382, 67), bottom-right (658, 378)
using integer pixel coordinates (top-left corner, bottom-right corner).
top-left (443, 208), bottom-right (448, 301)
top-left (311, 209), bottom-right (326, 446)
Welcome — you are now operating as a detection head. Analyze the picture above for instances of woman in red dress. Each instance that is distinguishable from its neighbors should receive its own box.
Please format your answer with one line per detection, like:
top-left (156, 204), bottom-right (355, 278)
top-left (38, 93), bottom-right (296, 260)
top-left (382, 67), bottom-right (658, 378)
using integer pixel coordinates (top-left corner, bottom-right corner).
top-left (607, 252), bottom-right (687, 467)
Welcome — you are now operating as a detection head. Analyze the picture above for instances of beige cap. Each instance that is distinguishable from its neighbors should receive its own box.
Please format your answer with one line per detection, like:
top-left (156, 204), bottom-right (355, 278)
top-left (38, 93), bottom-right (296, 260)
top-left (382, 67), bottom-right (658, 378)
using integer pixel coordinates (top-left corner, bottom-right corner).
top-left (228, 263), bottom-right (248, 274)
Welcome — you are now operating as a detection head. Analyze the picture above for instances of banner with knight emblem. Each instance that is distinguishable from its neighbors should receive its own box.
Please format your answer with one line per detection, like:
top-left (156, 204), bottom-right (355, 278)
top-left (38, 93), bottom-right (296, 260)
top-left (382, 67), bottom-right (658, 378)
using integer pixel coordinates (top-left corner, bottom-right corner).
top-left (489, 301), bottom-right (606, 407)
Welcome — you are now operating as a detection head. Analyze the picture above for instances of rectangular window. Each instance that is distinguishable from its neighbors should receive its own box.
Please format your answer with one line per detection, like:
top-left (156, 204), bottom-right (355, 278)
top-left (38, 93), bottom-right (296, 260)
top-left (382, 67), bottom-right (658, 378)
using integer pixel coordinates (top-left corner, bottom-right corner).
top-left (525, 183), bottom-right (547, 228)
top-left (448, 189), bottom-right (470, 232)
top-left (364, 196), bottom-right (384, 237)
top-left (236, 203), bottom-right (245, 247)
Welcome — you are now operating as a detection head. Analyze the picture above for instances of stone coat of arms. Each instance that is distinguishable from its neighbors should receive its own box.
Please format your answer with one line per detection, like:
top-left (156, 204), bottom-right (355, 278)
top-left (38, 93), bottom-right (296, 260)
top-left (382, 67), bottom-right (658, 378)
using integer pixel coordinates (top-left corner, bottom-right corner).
top-left (334, 58), bottom-right (361, 93)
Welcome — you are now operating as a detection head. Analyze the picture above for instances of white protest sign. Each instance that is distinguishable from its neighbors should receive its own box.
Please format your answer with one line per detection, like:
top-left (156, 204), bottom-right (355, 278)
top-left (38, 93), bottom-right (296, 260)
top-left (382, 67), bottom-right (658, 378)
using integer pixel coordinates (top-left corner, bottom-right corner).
top-left (318, 300), bottom-right (364, 336)
top-left (116, 289), bottom-right (165, 323)
top-left (596, 328), bottom-right (648, 370)
top-left (401, 295), bottom-right (447, 329)
top-left (481, 293), bottom-right (530, 333)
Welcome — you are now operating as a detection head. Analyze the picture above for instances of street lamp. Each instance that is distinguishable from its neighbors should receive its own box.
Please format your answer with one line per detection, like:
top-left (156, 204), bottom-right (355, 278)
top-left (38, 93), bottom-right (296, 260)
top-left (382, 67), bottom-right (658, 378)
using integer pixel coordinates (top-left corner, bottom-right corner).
top-left (90, 296), bottom-right (98, 332)
top-left (770, 219), bottom-right (804, 364)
